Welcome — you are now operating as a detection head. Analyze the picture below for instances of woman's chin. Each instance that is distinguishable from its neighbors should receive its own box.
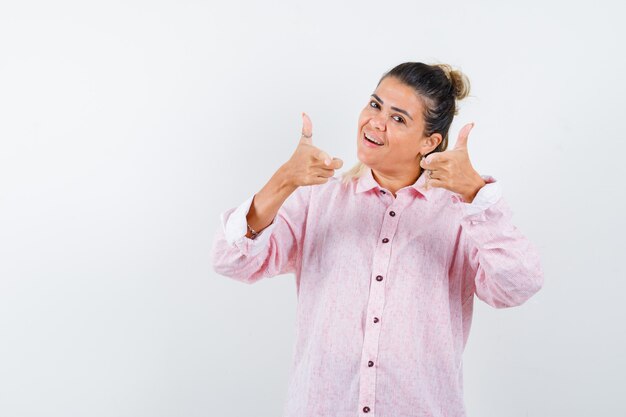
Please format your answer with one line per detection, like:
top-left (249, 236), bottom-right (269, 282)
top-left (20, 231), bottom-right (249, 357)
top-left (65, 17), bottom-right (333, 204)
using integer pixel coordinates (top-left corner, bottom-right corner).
top-left (357, 149), bottom-right (377, 167)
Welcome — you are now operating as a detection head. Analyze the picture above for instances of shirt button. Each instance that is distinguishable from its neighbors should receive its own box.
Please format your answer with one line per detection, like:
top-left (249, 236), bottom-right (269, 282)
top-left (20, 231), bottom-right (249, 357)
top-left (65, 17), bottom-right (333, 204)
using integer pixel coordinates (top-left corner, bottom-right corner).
top-left (382, 238), bottom-right (389, 243)
top-left (389, 211), bottom-right (395, 217)
top-left (373, 317), bottom-right (379, 323)
top-left (368, 360), bottom-right (374, 367)
top-left (363, 406), bottom-right (370, 413)
top-left (376, 275), bottom-right (383, 281)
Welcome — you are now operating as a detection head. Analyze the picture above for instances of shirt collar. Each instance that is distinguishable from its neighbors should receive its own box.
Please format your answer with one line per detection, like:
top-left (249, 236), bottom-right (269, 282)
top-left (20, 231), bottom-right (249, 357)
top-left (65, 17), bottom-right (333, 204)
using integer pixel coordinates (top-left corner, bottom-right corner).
top-left (355, 166), bottom-right (432, 200)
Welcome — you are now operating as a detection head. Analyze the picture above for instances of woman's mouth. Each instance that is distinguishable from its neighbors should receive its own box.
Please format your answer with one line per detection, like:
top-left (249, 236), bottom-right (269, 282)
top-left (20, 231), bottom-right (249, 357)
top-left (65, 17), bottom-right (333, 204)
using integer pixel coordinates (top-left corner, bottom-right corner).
top-left (363, 132), bottom-right (384, 147)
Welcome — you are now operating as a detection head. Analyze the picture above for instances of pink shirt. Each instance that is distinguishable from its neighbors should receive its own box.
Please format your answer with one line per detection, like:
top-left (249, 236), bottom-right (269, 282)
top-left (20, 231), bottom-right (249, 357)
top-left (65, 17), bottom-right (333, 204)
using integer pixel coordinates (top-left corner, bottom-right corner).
top-left (211, 167), bottom-right (544, 417)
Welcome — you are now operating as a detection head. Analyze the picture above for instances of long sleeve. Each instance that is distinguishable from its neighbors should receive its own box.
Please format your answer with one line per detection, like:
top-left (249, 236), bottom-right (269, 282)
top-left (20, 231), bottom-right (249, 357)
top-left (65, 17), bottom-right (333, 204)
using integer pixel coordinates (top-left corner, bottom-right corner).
top-left (210, 185), bottom-right (312, 284)
top-left (459, 179), bottom-right (544, 308)
top-left (458, 174), bottom-right (503, 216)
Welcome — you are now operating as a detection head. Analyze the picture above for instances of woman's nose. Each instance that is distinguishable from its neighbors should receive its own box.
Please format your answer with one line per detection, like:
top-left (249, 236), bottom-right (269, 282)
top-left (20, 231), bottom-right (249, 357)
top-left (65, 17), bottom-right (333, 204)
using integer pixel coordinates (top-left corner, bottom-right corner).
top-left (370, 113), bottom-right (386, 131)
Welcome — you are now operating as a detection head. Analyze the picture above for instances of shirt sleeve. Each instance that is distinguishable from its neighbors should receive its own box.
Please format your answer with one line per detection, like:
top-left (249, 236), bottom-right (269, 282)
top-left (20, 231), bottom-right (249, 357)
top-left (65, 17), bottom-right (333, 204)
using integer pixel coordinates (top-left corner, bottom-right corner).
top-left (458, 174), bottom-right (502, 217)
top-left (459, 182), bottom-right (544, 309)
top-left (210, 185), bottom-right (312, 284)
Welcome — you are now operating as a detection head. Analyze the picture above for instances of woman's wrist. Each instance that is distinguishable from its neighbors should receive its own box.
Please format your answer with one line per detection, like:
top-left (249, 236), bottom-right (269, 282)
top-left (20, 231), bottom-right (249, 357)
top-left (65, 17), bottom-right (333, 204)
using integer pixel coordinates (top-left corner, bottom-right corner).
top-left (244, 167), bottom-right (298, 239)
top-left (274, 164), bottom-right (300, 195)
top-left (460, 174), bottom-right (486, 204)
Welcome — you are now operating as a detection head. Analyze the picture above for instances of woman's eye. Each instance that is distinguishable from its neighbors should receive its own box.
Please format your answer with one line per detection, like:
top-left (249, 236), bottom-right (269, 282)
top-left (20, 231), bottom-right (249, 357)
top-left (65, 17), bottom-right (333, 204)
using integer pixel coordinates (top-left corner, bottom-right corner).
top-left (369, 101), bottom-right (404, 124)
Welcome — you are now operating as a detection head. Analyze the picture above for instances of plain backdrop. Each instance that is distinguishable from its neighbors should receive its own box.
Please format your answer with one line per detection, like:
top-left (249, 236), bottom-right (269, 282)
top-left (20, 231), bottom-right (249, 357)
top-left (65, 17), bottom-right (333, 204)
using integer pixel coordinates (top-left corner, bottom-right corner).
top-left (1, 1), bottom-right (624, 416)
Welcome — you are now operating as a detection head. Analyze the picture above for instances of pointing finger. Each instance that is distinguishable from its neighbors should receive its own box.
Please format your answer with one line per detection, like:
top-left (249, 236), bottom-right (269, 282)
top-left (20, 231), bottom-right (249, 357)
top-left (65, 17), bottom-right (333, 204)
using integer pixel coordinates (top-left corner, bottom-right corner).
top-left (316, 149), bottom-right (332, 166)
top-left (420, 153), bottom-right (439, 169)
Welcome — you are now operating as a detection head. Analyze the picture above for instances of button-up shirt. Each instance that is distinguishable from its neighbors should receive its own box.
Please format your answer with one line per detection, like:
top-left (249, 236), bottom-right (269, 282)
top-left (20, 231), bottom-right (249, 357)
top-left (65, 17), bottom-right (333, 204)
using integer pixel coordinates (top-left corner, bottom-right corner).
top-left (210, 167), bottom-right (544, 417)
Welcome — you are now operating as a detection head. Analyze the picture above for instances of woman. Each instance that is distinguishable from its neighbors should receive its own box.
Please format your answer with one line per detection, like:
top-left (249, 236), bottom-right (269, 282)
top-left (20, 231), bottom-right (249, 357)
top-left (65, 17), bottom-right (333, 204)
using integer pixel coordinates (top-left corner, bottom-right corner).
top-left (211, 62), bottom-right (543, 417)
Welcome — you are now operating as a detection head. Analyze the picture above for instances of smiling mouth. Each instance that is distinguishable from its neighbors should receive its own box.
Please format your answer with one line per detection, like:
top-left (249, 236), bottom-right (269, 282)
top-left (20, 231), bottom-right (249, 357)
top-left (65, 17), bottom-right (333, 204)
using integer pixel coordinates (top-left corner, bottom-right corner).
top-left (363, 132), bottom-right (384, 146)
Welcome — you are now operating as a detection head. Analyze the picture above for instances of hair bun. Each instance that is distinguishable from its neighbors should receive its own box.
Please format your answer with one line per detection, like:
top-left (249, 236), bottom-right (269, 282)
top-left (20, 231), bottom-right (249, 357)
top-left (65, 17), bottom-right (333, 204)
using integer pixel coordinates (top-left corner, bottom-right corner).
top-left (434, 64), bottom-right (471, 101)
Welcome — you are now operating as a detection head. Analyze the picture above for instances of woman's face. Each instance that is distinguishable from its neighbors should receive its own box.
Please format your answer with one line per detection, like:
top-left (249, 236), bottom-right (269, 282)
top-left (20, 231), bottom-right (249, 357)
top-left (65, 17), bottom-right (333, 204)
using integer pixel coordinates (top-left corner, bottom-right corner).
top-left (356, 76), bottom-right (441, 177)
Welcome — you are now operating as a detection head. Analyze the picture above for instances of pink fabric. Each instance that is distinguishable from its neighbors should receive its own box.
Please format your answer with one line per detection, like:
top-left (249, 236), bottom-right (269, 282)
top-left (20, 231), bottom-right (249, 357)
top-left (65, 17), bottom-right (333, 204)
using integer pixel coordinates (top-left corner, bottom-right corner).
top-left (211, 167), bottom-right (544, 417)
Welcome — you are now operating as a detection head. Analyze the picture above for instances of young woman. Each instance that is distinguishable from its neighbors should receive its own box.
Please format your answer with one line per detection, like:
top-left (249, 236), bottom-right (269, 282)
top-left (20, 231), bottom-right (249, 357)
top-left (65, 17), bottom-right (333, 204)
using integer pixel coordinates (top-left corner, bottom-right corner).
top-left (211, 62), bottom-right (544, 417)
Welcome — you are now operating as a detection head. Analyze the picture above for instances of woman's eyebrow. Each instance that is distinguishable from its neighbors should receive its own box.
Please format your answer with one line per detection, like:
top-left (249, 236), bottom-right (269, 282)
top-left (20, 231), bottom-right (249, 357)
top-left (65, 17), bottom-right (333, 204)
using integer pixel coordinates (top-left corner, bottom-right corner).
top-left (370, 94), bottom-right (413, 121)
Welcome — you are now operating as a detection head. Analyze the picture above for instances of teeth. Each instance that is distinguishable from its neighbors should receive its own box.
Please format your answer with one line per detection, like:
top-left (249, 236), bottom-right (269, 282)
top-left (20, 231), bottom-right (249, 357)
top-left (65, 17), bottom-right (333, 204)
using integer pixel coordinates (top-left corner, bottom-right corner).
top-left (365, 133), bottom-right (383, 145)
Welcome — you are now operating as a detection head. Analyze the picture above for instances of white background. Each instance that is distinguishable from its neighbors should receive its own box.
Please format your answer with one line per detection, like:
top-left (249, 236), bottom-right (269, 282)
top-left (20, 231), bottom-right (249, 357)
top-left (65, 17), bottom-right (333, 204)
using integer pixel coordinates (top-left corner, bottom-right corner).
top-left (1, 1), bottom-right (624, 416)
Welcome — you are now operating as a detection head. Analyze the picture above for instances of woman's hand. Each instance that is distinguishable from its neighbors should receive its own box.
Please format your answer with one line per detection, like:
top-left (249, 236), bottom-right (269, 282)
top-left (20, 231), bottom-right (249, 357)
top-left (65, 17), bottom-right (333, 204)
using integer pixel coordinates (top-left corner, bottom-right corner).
top-left (280, 112), bottom-right (343, 188)
top-left (419, 122), bottom-right (486, 203)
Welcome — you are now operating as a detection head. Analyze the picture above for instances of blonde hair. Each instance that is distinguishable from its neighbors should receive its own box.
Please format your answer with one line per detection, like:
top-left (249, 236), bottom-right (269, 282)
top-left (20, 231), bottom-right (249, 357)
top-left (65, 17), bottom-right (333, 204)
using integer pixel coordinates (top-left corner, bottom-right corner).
top-left (340, 62), bottom-right (471, 186)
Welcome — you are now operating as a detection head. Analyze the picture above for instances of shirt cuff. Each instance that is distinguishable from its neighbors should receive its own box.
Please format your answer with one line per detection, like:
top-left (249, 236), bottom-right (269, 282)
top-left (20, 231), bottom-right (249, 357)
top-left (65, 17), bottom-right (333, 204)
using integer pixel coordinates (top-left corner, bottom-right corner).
top-left (459, 175), bottom-right (502, 217)
top-left (222, 194), bottom-right (277, 254)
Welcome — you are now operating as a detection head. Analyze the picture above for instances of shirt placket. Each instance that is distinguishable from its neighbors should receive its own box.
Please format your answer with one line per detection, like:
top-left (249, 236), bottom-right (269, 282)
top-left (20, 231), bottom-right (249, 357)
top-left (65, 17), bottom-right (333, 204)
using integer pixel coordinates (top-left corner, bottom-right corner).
top-left (357, 190), bottom-right (405, 416)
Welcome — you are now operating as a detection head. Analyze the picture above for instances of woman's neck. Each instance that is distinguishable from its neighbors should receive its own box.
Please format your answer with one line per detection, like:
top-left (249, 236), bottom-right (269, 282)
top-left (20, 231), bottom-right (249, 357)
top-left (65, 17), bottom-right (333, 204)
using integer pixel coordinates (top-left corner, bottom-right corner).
top-left (371, 166), bottom-right (423, 197)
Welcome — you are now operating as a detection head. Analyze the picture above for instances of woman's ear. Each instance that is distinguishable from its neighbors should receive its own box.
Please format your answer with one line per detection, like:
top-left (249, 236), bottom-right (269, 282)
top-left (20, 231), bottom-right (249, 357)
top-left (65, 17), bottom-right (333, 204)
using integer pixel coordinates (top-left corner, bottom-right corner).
top-left (421, 133), bottom-right (443, 155)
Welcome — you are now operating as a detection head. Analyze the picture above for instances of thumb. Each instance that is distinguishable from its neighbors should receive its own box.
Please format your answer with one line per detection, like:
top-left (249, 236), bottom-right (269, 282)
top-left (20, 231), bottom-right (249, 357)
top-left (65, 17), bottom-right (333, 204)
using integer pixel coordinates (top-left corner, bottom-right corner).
top-left (453, 122), bottom-right (474, 150)
top-left (300, 112), bottom-right (313, 144)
